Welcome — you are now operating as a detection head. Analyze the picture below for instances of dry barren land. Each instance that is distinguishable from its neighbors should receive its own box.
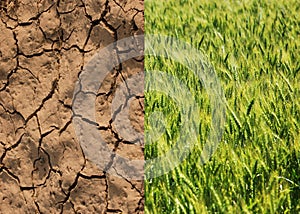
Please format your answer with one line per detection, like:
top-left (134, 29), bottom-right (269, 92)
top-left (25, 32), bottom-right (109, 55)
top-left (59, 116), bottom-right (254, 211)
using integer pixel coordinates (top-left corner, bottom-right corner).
top-left (0, 0), bottom-right (144, 213)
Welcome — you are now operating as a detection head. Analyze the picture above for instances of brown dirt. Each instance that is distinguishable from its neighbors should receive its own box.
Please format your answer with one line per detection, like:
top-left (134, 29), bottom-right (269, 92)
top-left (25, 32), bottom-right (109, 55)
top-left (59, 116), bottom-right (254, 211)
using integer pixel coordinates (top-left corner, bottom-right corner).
top-left (0, 0), bottom-right (144, 213)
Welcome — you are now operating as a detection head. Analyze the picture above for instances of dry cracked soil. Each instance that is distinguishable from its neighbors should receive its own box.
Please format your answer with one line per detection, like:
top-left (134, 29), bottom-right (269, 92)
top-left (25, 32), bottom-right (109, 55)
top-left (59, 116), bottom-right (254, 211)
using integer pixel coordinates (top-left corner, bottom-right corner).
top-left (0, 0), bottom-right (144, 213)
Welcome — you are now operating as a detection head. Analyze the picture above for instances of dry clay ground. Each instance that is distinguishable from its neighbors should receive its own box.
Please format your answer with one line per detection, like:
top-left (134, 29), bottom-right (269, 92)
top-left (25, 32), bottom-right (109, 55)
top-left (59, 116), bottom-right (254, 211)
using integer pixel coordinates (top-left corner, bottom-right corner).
top-left (0, 0), bottom-right (144, 213)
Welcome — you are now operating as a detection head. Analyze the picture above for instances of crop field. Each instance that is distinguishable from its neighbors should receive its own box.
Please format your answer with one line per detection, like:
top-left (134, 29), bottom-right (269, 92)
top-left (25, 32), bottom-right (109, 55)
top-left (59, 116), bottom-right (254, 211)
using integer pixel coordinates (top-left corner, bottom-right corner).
top-left (144, 0), bottom-right (300, 213)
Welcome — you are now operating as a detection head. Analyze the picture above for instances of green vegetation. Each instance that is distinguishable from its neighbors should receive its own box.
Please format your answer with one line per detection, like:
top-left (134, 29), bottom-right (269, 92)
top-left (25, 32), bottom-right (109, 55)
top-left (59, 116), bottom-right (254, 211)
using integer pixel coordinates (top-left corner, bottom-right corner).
top-left (144, 0), bottom-right (300, 213)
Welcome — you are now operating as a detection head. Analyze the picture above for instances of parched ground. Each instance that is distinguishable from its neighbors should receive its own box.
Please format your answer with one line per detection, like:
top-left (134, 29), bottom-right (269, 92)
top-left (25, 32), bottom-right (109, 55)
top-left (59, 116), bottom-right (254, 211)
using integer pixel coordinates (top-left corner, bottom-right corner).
top-left (0, 0), bottom-right (144, 213)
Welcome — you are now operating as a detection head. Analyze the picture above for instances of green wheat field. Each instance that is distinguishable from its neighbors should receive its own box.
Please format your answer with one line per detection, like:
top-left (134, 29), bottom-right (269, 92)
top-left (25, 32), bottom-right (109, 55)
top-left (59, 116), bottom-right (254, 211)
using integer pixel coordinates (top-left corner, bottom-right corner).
top-left (144, 0), bottom-right (300, 213)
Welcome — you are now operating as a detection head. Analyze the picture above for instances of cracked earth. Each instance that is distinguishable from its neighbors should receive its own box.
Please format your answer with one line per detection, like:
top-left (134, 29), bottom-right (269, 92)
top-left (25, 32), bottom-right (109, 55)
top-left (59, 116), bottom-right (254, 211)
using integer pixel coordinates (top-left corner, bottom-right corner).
top-left (0, 0), bottom-right (144, 213)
